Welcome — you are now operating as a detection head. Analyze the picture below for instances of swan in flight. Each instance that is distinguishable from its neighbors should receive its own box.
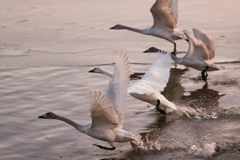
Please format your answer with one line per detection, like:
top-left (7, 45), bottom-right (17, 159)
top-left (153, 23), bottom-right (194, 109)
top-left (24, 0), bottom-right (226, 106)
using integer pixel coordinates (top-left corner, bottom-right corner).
top-left (110, 0), bottom-right (186, 54)
top-left (89, 50), bottom-right (177, 115)
top-left (144, 28), bottom-right (223, 82)
top-left (39, 51), bottom-right (141, 150)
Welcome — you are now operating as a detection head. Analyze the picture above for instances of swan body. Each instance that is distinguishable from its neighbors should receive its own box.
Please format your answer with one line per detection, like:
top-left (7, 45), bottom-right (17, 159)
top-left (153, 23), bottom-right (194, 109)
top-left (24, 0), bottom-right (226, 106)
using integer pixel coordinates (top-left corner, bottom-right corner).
top-left (171, 28), bottom-right (223, 82)
top-left (89, 50), bottom-right (177, 114)
top-left (144, 28), bottom-right (223, 82)
top-left (39, 51), bottom-right (141, 150)
top-left (110, 0), bottom-right (186, 53)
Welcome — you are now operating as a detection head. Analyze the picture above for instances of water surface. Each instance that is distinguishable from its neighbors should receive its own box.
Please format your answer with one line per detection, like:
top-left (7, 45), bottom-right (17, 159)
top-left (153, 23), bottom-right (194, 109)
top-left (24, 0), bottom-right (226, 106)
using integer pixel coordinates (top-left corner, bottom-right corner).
top-left (0, 0), bottom-right (240, 159)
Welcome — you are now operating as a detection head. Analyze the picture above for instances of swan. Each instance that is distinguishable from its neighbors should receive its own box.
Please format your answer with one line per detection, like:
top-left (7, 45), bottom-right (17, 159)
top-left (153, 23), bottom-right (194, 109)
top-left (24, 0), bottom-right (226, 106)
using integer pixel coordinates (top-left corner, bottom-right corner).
top-left (110, 0), bottom-right (186, 54)
top-left (39, 51), bottom-right (141, 150)
top-left (89, 50), bottom-right (177, 115)
top-left (144, 28), bottom-right (223, 82)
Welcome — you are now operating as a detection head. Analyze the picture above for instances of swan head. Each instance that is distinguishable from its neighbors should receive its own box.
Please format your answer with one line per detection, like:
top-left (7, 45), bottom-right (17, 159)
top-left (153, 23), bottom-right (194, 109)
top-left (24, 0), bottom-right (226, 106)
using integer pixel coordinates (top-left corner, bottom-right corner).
top-left (38, 112), bottom-right (56, 119)
top-left (89, 67), bottom-right (105, 74)
top-left (110, 24), bottom-right (124, 29)
top-left (143, 47), bottom-right (160, 53)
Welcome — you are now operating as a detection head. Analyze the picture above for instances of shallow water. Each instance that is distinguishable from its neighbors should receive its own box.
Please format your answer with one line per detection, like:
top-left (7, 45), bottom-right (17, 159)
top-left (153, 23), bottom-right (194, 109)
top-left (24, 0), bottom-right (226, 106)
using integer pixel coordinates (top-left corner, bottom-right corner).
top-left (0, 0), bottom-right (240, 159)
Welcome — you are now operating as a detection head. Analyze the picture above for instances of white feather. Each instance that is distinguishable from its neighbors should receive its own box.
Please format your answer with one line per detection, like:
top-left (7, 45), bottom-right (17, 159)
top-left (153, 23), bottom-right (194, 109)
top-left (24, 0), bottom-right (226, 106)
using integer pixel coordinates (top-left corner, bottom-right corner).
top-left (171, 28), bottom-right (221, 72)
top-left (39, 52), bottom-right (140, 150)
top-left (128, 50), bottom-right (171, 95)
top-left (89, 50), bottom-right (177, 112)
top-left (111, 0), bottom-right (185, 44)
top-left (106, 51), bottom-right (130, 124)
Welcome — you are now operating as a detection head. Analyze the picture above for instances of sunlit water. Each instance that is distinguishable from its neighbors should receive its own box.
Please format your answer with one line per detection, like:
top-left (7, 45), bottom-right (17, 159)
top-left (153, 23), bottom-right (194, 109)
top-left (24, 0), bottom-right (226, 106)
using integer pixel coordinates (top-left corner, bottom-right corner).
top-left (0, 0), bottom-right (240, 159)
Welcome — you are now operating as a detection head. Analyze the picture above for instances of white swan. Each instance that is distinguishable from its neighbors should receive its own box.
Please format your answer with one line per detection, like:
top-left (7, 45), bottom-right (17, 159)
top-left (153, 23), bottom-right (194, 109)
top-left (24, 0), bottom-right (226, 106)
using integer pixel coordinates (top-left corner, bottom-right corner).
top-left (144, 28), bottom-right (223, 82)
top-left (89, 50), bottom-right (177, 115)
top-left (39, 51), bottom-right (141, 150)
top-left (110, 0), bottom-right (186, 54)
top-left (171, 28), bottom-right (223, 82)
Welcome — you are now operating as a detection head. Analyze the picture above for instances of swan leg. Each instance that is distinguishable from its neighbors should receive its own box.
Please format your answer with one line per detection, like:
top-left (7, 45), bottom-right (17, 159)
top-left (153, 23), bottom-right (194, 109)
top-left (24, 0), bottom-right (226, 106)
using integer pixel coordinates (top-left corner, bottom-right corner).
top-left (205, 72), bottom-right (208, 78)
top-left (156, 99), bottom-right (166, 115)
top-left (171, 43), bottom-right (177, 68)
top-left (201, 66), bottom-right (209, 82)
top-left (93, 144), bottom-right (115, 150)
top-left (170, 42), bottom-right (177, 56)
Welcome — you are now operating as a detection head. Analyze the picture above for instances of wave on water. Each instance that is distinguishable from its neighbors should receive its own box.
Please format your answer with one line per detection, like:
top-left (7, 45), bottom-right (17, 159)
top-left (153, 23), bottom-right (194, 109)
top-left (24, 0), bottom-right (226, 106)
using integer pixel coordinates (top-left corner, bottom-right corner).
top-left (0, 49), bottom-right (29, 57)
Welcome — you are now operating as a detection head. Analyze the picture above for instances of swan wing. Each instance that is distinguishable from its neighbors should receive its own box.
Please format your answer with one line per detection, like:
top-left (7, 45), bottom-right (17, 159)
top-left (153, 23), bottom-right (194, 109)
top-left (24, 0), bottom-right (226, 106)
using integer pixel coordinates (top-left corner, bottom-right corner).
top-left (105, 51), bottom-right (130, 125)
top-left (150, 0), bottom-right (176, 30)
top-left (89, 90), bottom-right (120, 129)
top-left (184, 30), bottom-right (209, 61)
top-left (128, 50), bottom-right (171, 95)
top-left (192, 28), bottom-right (216, 60)
top-left (169, 0), bottom-right (179, 25)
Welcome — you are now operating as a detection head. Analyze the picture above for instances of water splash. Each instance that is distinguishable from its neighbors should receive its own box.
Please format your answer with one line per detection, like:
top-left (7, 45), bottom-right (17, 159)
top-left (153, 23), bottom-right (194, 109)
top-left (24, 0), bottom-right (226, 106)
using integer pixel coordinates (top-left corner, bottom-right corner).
top-left (135, 129), bottom-right (162, 151)
top-left (190, 142), bottom-right (216, 158)
top-left (175, 103), bottom-right (219, 120)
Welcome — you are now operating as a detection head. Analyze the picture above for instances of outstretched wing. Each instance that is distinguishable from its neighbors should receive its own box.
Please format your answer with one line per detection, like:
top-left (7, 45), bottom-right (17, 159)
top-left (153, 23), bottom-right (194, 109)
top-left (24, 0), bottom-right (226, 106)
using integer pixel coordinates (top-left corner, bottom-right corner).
top-left (128, 50), bottom-right (171, 95)
top-left (105, 51), bottom-right (130, 125)
top-left (184, 30), bottom-right (209, 61)
top-left (168, 0), bottom-right (179, 25)
top-left (150, 0), bottom-right (176, 30)
top-left (89, 90), bottom-right (120, 129)
top-left (192, 28), bottom-right (216, 60)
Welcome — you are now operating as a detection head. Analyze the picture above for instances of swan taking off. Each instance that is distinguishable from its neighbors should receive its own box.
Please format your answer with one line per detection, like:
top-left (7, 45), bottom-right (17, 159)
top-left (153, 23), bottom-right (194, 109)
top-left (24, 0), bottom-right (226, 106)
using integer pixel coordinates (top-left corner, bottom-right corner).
top-left (39, 51), bottom-right (141, 150)
top-left (110, 0), bottom-right (186, 54)
top-left (144, 28), bottom-right (223, 82)
top-left (89, 50), bottom-right (177, 115)
top-left (172, 28), bottom-right (223, 82)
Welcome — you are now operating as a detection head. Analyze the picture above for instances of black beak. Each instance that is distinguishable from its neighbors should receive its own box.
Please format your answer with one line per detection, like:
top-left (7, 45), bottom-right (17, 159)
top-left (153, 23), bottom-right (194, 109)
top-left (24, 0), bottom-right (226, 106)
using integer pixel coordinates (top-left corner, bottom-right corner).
top-left (38, 115), bottom-right (44, 118)
top-left (89, 70), bottom-right (94, 73)
top-left (110, 26), bottom-right (115, 29)
top-left (143, 50), bottom-right (148, 53)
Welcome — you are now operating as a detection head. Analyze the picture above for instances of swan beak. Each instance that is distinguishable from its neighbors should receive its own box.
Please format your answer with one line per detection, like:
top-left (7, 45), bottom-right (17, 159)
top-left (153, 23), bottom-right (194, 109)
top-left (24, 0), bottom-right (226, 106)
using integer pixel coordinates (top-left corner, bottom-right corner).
top-left (38, 115), bottom-right (45, 118)
top-left (89, 68), bottom-right (96, 73)
top-left (143, 49), bottom-right (148, 53)
top-left (143, 47), bottom-right (159, 53)
top-left (89, 69), bottom-right (94, 72)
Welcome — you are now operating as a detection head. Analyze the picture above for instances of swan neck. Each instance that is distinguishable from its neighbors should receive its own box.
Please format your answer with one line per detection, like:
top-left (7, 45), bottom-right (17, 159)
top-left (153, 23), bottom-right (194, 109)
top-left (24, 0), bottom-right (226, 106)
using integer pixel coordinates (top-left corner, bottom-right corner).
top-left (120, 25), bottom-right (147, 34)
top-left (102, 69), bottom-right (113, 77)
top-left (54, 114), bottom-right (88, 133)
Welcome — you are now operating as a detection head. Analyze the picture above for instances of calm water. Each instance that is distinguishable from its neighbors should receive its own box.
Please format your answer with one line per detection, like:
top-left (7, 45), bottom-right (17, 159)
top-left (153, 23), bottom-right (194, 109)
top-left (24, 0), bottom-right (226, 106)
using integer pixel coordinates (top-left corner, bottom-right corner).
top-left (0, 0), bottom-right (240, 159)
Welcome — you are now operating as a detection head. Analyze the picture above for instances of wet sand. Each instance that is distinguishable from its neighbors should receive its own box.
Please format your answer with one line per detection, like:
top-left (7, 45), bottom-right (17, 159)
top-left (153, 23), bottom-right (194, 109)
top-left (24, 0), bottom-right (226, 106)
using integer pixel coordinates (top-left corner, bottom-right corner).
top-left (0, 0), bottom-right (240, 159)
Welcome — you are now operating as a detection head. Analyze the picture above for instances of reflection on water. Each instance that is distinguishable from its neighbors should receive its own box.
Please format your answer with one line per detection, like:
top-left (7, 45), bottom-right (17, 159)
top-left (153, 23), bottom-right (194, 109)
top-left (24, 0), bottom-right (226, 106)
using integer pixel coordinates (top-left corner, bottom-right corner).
top-left (181, 83), bottom-right (225, 110)
top-left (0, 65), bottom-right (240, 160)
top-left (161, 68), bottom-right (187, 101)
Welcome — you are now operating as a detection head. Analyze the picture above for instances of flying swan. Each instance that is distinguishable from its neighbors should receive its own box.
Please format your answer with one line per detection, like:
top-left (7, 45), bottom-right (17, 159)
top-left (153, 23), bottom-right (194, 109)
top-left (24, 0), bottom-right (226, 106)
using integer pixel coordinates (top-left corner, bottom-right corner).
top-left (144, 28), bottom-right (223, 82)
top-left (89, 50), bottom-right (177, 115)
top-left (39, 51), bottom-right (141, 150)
top-left (110, 0), bottom-right (186, 54)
